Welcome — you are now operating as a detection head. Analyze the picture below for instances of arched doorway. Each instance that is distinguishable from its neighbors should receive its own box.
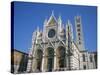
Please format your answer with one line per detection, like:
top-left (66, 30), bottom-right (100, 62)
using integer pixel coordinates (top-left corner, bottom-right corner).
top-left (47, 47), bottom-right (54, 72)
top-left (36, 49), bottom-right (43, 72)
top-left (57, 46), bottom-right (66, 70)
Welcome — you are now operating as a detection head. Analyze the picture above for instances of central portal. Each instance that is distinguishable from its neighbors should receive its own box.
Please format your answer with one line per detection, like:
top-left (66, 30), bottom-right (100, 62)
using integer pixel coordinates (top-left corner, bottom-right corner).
top-left (47, 47), bottom-right (54, 72)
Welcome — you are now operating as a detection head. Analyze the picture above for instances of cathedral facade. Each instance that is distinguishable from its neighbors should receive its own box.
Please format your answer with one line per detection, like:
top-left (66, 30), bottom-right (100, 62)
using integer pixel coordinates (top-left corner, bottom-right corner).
top-left (26, 12), bottom-right (97, 72)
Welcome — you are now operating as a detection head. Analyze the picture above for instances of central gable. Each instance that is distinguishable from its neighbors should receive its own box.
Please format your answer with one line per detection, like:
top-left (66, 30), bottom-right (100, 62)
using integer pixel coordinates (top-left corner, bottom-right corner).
top-left (47, 12), bottom-right (58, 26)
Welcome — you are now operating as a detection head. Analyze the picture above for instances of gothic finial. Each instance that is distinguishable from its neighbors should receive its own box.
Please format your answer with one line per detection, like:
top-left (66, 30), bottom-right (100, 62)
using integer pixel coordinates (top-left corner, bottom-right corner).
top-left (51, 10), bottom-right (54, 16)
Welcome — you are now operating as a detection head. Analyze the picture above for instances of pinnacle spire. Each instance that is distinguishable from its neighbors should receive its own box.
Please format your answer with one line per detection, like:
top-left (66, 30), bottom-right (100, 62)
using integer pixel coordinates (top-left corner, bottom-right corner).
top-left (66, 19), bottom-right (74, 40)
top-left (44, 18), bottom-right (47, 25)
top-left (68, 19), bottom-right (71, 26)
top-left (58, 14), bottom-right (62, 31)
top-left (58, 14), bottom-right (62, 25)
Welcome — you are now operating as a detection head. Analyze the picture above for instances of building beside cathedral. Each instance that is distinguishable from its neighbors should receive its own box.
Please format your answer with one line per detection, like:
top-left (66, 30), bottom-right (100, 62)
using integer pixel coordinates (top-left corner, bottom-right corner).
top-left (11, 49), bottom-right (28, 73)
top-left (26, 12), bottom-right (97, 73)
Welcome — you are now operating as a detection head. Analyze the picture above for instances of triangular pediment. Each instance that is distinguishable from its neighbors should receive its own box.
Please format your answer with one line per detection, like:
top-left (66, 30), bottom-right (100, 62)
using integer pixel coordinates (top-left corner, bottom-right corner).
top-left (48, 16), bottom-right (57, 26)
top-left (47, 12), bottom-right (57, 26)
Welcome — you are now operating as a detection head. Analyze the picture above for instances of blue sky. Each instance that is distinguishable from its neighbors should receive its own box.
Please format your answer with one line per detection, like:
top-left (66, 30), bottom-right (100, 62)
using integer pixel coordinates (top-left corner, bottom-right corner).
top-left (13, 1), bottom-right (97, 53)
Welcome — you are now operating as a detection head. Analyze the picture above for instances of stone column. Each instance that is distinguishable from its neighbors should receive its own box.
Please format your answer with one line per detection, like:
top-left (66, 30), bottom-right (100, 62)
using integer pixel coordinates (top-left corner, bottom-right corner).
top-left (41, 54), bottom-right (45, 72)
top-left (27, 46), bottom-right (35, 72)
top-left (41, 49), bottom-right (48, 72)
top-left (54, 50), bottom-right (57, 71)
top-left (27, 58), bottom-right (32, 72)
top-left (65, 55), bottom-right (69, 70)
top-left (31, 57), bottom-right (37, 72)
top-left (65, 48), bottom-right (69, 70)
top-left (92, 54), bottom-right (96, 69)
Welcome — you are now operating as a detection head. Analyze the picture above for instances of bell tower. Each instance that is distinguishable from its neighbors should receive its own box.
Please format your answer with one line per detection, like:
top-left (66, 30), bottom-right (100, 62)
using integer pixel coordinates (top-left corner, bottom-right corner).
top-left (75, 16), bottom-right (85, 51)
